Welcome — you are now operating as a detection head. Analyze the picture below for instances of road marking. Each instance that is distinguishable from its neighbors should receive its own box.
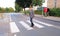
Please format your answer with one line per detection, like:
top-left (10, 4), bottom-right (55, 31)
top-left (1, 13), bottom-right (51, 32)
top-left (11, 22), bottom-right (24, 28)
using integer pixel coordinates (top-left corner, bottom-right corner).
top-left (27, 20), bottom-right (44, 28)
top-left (10, 22), bottom-right (20, 33)
top-left (33, 19), bottom-right (54, 26)
top-left (19, 21), bottom-right (33, 30)
top-left (14, 34), bottom-right (16, 36)
top-left (10, 16), bottom-right (12, 22)
top-left (10, 14), bottom-right (13, 22)
top-left (33, 19), bottom-right (60, 29)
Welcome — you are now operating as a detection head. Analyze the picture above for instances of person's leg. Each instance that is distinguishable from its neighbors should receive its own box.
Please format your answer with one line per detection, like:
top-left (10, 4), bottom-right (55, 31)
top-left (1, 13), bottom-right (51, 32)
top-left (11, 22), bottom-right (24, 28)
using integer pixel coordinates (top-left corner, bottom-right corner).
top-left (47, 12), bottom-right (49, 16)
top-left (45, 12), bottom-right (47, 17)
top-left (30, 17), bottom-right (34, 27)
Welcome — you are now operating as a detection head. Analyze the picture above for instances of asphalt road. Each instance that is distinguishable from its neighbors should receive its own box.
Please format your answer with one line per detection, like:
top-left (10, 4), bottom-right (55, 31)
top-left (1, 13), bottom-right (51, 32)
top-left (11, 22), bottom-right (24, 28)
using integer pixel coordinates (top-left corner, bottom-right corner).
top-left (0, 13), bottom-right (60, 36)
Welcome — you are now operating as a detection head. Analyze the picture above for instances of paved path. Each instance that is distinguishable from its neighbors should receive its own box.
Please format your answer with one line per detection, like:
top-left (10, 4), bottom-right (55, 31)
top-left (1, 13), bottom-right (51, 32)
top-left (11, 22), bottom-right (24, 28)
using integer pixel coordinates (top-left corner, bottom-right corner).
top-left (0, 13), bottom-right (60, 36)
top-left (35, 15), bottom-right (60, 22)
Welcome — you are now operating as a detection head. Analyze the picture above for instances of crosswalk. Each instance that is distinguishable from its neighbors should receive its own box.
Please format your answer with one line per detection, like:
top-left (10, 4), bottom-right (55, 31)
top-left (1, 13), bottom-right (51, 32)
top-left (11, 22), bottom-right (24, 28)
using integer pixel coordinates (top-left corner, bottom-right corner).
top-left (19, 21), bottom-right (33, 30)
top-left (10, 22), bottom-right (20, 33)
top-left (9, 19), bottom-right (60, 34)
top-left (33, 19), bottom-right (54, 26)
top-left (27, 20), bottom-right (44, 28)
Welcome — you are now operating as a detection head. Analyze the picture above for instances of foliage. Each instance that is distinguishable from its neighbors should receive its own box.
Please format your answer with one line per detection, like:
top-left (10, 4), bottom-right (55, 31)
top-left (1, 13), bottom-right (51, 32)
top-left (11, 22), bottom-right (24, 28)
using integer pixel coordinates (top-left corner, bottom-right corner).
top-left (0, 7), bottom-right (5, 13)
top-left (22, 8), bottom-right (60, 17)
top-left (49, 8), bottom-right (60, 17)
top-left (15, 0), bottom-right (32, 8)
top-left (0, 7), bottom-right (14, 13)
top-left (0, 7), bottom-right (1, 9)
top-left (22, 10), bottom-right (42, 15)
top-left (32, 0), bottom-right (42, 6)
top-left (34, 10), bottom-right (42, 15)
top-left (5, 7), bottom-right (14, 12)
top-left (42, 0), bottom-right (45, 3)
top-left (15, 3), bottom-right (21, 12)
top-left (5, 8), bottom-right (9, 12)
top-left (8, 7), bottom-right (14, 12)
top-left (15, 0), bottom-right (42, 8)
top-left (0, 7), bottom-right (2, 12)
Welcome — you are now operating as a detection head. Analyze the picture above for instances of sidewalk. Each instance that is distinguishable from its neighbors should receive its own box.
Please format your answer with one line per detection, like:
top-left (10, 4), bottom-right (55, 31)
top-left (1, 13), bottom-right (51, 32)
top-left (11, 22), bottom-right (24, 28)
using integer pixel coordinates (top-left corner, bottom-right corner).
top-left (0, 13), bottom-right (10, 23)
top-left (35, 15), bottom-right (60, 22)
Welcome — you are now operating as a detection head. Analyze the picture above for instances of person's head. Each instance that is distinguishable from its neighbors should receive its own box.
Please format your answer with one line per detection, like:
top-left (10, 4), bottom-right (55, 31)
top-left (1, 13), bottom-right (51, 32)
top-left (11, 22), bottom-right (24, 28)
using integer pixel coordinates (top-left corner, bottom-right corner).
top-left (30, 4), bottom-right (33, 8)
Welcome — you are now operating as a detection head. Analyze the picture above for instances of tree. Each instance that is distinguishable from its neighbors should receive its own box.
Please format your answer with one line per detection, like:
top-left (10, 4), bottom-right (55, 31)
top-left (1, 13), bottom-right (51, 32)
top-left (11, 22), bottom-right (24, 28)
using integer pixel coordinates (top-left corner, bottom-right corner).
top-left (15, 0), bottom-right (32, 14)
top-left (9, 7), bottom-right (14, 12)
top-left (1, 8), bottom-right (5, 12)
top-left (15, 0), bottom-right (42, 8)
top-left (5, 8), bottom-right (9, 12)
top-left (0, 7), bottom-right (5, 13)
top-left (15, 0), bottom-right (42, 13)
top-left (0, 7), bottom-right (2, 12)
top-left (32, 0), bottom-right (42, 6)
top-left (15, 0), bottom-right (32, 8)
top-left (15, 3), bottom-right (20, 12)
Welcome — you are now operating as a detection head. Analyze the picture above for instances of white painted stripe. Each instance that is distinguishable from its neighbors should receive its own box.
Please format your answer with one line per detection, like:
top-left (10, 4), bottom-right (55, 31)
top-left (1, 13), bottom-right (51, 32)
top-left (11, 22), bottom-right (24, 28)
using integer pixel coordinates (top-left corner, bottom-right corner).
top-left (10, 22), bottom-right (20, 33)
top-left (27, 20), bottom-right (44, 28)
top-left (33, 19), bottom-right (54, 26)
top-left (10, 16), bottom-right (12, 22)
top-left (10, 14), bottom-right (12, 22)
top-left (14, 34), bottom-right (16, 36)
top-left (33, 19), bottom-right (60, 29)
top-left (19, 21), bottom-right (33, 30)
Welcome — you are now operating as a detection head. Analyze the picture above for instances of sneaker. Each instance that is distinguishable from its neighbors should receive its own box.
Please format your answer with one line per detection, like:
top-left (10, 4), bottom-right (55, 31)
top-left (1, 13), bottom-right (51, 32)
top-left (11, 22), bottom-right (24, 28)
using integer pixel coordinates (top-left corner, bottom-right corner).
top-left (31, 23), bottom-right (34, 27)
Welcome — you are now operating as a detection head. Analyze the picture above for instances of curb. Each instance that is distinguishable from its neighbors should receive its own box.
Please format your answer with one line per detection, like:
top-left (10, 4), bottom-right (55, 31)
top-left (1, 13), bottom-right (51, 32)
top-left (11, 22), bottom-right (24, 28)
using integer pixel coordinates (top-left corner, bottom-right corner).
top-left (35, 15), bottom-right (60, 22)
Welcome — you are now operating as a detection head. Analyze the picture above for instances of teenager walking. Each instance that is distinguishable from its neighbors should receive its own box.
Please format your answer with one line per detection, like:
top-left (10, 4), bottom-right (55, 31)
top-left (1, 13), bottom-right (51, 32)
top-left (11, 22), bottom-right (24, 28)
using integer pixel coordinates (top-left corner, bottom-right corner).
top-left (29, 5), bottom-right (34, 27)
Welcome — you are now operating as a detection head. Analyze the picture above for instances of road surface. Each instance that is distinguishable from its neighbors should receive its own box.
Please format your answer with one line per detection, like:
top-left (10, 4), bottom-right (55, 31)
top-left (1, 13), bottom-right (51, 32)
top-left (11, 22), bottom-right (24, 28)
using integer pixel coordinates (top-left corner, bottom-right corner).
top-left (0, 13), bottom-right (60, 36)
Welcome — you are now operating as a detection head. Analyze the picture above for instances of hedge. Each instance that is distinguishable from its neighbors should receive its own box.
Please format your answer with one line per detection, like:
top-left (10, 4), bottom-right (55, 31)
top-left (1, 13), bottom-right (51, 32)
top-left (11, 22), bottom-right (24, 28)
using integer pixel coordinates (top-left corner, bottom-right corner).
top-left (21, 8), bottom-right (60, 17)
top-left (0, 7), bottom-right (14, 13)
top-left (49, 8), bottom-right (60, 17)
top-left (34, 8), bottom-right (60, 17)
top-left (34, 10), bottom-right (42, 15)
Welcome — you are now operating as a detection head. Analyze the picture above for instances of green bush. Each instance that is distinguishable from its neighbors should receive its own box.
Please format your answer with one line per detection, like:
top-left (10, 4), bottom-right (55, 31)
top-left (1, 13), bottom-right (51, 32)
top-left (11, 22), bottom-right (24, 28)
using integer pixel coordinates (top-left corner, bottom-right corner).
top-left (5, 8), bottom-right (9, 12)
top-left (23, 10), bottom-right (30, 15)
top-left (34, 10), bottom-right (42, 15)
top-left (0, 7), bottom-right (2, 12)
top-left (23, 10), bottom-right (42, 15)
top-left (5, 7), bottom-right (14, 13)
top-left (0, 7), bottom-right (14, 13)
top-left (49, 8), bottom-right (60, 17)
top-left (8, 7), bottom-right (14, 12)
top-left (0, 7), bottom-right (5, 13)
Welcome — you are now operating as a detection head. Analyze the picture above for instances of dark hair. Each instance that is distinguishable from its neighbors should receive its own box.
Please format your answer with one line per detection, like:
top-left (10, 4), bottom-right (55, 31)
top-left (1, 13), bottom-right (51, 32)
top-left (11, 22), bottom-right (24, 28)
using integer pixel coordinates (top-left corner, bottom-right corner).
top-left (47, 8), bottom-right (50, 12)
top-left (30, 5), bottom-right (33, 8)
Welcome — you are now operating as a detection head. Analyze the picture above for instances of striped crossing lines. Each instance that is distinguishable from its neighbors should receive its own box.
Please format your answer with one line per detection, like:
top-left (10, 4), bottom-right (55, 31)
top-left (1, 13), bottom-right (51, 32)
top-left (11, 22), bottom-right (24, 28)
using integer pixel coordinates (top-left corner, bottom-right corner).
top-left (9, 19), bottom-right (60, 34)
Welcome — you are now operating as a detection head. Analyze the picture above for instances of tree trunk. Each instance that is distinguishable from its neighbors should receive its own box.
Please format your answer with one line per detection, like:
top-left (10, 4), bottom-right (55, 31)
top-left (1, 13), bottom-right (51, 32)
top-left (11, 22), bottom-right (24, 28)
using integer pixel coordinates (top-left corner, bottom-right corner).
top-left (24, 8), bottom-right (26, 15)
